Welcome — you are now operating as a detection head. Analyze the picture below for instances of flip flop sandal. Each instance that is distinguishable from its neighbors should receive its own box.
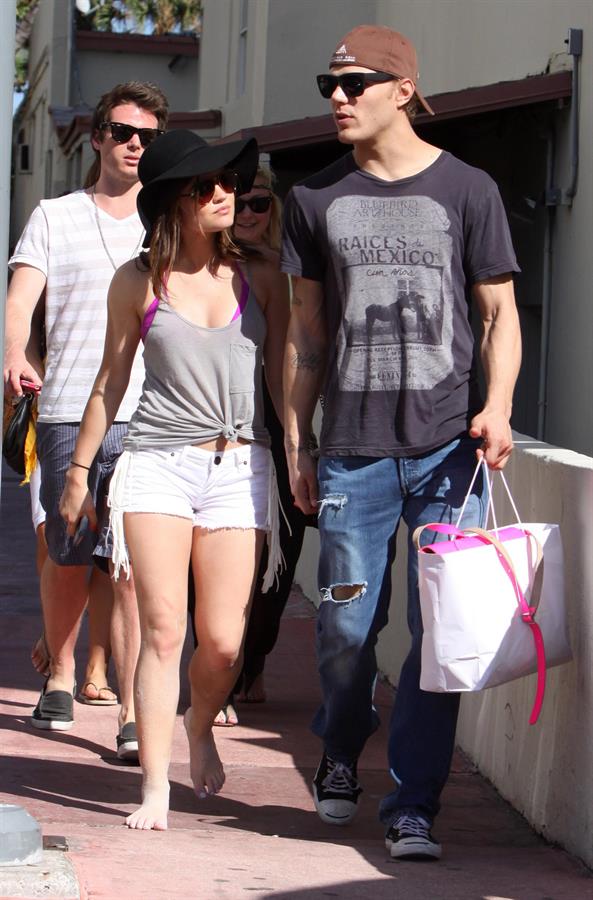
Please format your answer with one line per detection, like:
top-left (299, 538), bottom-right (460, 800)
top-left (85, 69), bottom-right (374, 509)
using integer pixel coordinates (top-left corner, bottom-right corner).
top-left (77, 682), bottom-right (119, 706)
top-left (213, 703), bottom-right (239, 727)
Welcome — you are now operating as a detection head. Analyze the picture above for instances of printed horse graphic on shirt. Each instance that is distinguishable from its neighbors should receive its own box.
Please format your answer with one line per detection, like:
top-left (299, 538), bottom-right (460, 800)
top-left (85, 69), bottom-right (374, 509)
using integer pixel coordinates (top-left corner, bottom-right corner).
top-left (365, 290), bottom-right (426, 342)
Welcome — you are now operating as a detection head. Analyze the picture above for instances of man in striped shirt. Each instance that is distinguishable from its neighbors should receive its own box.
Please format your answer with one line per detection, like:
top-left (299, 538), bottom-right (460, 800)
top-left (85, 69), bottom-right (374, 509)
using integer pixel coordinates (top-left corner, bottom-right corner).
top-left (3, 82), bottom-right (168, 756)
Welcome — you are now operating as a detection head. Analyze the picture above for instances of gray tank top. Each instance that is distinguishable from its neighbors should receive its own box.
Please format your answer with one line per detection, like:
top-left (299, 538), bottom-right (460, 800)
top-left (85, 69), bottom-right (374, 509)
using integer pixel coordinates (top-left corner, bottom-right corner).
top-left (124, 268), bottom-right (270, 450)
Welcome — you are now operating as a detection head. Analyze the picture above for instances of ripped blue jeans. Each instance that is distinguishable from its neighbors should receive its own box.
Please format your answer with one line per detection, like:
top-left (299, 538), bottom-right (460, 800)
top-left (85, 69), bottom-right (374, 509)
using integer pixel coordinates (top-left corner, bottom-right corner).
top-left (313, 435), bottom-right (486, 825)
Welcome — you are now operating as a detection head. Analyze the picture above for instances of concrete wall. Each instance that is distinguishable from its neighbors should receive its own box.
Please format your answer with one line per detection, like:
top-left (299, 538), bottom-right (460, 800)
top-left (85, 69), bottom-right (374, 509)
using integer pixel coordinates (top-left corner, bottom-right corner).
top-left (262, 0), bottom-right (379, 124)
top-left (198, 0), bottom-right (271, 135)
top-left (294, 436), bottom-right (593, 865)
top-left (74, 48), bottom-right (199, 113)
top-left (377, 0), bottom-right (588, 93)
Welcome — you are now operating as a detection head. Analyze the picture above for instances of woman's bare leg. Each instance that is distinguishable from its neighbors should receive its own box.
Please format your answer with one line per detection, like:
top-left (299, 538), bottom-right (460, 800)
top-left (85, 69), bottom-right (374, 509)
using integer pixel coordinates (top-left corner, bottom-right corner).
top-left (31, 524), bottom-right (50, 675)
top-left (79, 569), bottom-right (115, 701)
top-left (185, 527), bottom-right (264, 798)
top-left (109, 563), bottom-right (140, 729)
top-left (122, 512), bottom-right (192, 831)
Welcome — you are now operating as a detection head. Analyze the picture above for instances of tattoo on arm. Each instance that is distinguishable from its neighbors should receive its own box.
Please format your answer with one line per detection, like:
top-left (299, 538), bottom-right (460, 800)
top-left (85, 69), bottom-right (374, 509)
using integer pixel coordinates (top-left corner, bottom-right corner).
top-left (285, 438), bottom-right (313, 454)
top-left (291, 351), bottom-right (321, 371)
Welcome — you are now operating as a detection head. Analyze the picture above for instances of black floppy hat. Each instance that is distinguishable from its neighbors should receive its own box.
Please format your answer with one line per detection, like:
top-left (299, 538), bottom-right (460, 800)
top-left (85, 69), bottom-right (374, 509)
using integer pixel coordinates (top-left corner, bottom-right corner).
top-left (137, 130), bottom-right (259, 248)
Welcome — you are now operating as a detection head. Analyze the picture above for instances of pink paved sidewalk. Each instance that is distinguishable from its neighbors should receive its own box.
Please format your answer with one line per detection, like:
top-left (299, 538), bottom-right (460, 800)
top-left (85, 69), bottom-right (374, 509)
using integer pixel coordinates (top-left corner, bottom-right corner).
top-left (1, 463), bottom-right (591, 899)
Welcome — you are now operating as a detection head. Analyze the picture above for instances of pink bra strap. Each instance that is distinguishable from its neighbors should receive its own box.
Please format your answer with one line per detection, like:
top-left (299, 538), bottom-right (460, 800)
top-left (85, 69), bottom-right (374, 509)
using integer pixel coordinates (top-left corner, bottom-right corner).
top-left (141, 297), bottom-right (159, 342)
top-left (231, 264), bottom-right (249, 322)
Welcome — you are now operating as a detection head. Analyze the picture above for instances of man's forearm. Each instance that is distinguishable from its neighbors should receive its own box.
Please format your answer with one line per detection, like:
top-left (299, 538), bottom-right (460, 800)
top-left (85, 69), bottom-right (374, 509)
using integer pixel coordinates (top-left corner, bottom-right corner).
top-left (480, 303), bottom-right (521, 417)
top-left (4, 304), bottom-right (32, 361)
top-left (3, 305), bottom-right (43, 390)
top-left (283, 330), bottom-right (326, 453)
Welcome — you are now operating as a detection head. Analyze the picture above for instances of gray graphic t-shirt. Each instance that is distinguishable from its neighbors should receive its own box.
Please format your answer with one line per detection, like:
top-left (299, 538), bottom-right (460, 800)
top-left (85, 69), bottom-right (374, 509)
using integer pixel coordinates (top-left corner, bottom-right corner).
top-left (281, 151), bottom-right (519, 457)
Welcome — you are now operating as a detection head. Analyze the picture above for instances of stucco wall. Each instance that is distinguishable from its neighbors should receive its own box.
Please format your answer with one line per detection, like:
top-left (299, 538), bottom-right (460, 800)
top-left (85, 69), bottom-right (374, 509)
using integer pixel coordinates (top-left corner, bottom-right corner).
top-left (377, 0), bottom-right (589, 94)
top-left (75, 51), bottom-right (199, 113)
top-left (262, 0), bottom-right (379, 123)
top-left (294, 436), bottom-right (593, 865)
top-left (198, 0), bottom-right (270, 136)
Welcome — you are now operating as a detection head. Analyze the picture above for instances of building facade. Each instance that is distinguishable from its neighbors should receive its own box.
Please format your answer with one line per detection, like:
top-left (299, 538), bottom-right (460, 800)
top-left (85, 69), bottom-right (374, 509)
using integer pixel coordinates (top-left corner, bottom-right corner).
top-left (10, 0), bottom-right (212, 244)
top-left (199, 0), bottom-right (592, 458)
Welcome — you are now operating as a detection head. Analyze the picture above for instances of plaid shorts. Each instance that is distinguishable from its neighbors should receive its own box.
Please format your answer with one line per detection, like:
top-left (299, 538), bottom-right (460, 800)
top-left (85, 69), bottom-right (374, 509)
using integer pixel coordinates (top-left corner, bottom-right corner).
top-left (36, 421), bottom-right (127, 567)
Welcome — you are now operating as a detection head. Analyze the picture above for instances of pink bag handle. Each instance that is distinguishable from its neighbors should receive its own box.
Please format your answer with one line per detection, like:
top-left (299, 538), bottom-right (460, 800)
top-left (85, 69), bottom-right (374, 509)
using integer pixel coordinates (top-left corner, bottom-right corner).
top-left (413, 521), bottom-right (546, 724)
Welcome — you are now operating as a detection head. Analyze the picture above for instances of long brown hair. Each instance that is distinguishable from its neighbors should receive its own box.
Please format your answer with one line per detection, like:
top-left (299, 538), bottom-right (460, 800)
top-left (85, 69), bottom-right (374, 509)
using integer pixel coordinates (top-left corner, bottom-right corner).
top-left (142, 179), bottom-right (256, 300)
top-left (83, 82), bottom-right (169, 188)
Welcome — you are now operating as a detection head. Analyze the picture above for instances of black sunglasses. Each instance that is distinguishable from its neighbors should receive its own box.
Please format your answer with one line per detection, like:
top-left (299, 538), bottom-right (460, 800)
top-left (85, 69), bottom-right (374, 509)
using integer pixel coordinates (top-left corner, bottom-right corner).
top-left (181, 171), bottom-right (239, 204)
top-left (316, 71), bottom-right (396, 99)
top-left (99, 121), bottom-right (164, 148)
top-left (235, 196), bottom-right (272, 214)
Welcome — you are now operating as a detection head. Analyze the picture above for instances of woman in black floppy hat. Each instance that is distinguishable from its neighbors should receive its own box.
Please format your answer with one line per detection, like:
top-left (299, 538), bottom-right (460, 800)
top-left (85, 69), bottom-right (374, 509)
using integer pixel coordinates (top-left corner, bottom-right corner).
top-left (59, 131), bottom-right (289, 830)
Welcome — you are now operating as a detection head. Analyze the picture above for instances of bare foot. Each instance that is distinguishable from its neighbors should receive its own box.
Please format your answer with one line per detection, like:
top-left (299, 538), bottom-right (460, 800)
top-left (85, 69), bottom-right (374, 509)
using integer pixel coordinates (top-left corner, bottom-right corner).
top-left (184, 709), bottom-right (225, 799)
top-left (237, 672), bottom-right (266, 703)
top-left (213, 702), bottom-right (239, 727)
top-left (31, 634), bottom-right (50, 676)
top-left (125, 782), bottom-right (169, 831)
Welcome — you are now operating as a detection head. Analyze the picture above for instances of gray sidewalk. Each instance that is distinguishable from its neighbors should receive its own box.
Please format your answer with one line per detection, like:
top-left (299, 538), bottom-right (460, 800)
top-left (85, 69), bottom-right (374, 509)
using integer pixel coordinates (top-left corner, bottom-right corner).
top-left (0, 462), bottom-right (590, 899)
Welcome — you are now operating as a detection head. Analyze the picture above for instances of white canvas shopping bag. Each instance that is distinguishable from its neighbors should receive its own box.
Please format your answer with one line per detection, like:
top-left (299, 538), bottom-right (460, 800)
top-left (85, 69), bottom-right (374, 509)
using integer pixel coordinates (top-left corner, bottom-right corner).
top-left (415, 459), bottom-right (571, 724)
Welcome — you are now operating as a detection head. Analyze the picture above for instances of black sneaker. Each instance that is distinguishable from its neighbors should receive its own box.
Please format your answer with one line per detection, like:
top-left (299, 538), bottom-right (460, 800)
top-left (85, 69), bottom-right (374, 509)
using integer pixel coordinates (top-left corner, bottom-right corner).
top-left (385, 813), bottom-right (442, 860)
top-left (31, 680), bottom-right (75, 731)
top-left (313, 752), bottom-right (362, 825)
top-left (116, 722), bottom-right (139, 762)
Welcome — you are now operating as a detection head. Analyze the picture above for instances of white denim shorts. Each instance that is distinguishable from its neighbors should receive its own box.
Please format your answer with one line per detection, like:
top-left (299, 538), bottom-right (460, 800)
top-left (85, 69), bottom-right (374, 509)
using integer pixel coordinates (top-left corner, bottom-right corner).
top-left (107, 442), bottom-right (284, 591)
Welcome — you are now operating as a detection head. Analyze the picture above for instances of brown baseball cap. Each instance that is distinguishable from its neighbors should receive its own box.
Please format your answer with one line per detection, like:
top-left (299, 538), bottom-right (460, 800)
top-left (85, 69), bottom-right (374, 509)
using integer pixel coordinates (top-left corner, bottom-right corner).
top-left (330, 24), bottom-right (434, 115)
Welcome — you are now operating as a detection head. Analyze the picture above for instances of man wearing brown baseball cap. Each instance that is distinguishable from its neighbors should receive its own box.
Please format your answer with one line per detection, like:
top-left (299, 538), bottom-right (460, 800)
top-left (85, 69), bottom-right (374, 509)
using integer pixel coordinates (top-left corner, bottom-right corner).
top-left (328, 24), bottom-right (435, 115)
top-left (281, 24), bottom-right (521, 861)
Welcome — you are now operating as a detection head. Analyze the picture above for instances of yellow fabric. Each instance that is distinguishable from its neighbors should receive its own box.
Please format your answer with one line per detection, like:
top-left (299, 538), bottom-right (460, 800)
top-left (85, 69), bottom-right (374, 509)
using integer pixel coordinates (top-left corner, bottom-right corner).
top-left (21, 407), bottom-right (38, 485)
top-left (3, 392), bottom-right (39, 485)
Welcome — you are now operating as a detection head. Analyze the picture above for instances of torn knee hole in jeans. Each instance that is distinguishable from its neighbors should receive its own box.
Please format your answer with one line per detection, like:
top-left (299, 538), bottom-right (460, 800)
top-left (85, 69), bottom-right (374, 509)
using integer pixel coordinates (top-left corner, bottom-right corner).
top-left (320, 582), bottom-right (367, 604)
top-left (317, 493), bottom-right (348, 515)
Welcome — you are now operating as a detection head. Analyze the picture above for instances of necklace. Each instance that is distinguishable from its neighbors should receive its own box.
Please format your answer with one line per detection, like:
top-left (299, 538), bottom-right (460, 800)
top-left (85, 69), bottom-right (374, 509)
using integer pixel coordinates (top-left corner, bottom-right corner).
top-left (91, 187), bottom-right (144, 271)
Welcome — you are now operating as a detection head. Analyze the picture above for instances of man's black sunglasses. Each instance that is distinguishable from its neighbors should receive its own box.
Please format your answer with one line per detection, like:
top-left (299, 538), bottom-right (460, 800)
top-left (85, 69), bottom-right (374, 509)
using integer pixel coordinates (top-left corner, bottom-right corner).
top-left (235, 196), bottom-right (272, 214)
top-left (316, 72), bottom-right (395, 99)
top-left (99, 121), bottom-right (164, 148)
top-left (181, 171), bottom-right (239, 204)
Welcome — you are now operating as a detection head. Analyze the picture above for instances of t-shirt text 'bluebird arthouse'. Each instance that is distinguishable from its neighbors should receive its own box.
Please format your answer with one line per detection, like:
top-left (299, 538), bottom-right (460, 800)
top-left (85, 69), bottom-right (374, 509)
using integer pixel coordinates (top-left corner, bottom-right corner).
top-left (281, 151), bottom-right (519, 457)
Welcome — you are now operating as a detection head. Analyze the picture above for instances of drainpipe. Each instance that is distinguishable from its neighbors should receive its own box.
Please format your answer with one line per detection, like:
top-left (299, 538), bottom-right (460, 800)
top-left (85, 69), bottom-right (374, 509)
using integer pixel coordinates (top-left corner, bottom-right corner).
top-left (536, 27), bottom-right (583, 439)
top-left (563, 27), bottom-right (583, 204)
top-left (537, 131), bottom-right (556, 440)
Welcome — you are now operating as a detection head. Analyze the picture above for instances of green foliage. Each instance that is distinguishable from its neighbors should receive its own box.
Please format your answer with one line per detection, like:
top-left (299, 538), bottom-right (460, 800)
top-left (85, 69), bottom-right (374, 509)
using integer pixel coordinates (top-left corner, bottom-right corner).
top-left (76, 0), bottom-right (202, 35)
top-left (14, 0), bottom-right (201, 93)
top-left (15, 0), bottom-right (40, 91)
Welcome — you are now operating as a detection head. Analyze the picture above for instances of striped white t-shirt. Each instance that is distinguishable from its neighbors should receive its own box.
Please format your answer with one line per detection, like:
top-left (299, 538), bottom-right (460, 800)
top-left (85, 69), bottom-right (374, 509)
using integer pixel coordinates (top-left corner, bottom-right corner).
top-left (9, 190), bottom-right (146, 423)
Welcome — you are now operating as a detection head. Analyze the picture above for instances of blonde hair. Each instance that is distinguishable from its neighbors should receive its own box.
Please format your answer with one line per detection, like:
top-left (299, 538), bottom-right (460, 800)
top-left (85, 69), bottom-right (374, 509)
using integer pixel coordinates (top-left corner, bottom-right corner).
top-left (241, 166), bottom-right (283, 252)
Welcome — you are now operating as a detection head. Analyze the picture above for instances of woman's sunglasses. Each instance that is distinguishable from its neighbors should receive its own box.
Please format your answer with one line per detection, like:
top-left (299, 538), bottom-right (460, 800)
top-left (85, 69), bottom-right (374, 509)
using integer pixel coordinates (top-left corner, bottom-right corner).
top-left (182, 171), bottom-right (239, 204)
top-left (99, 121), bottom-right (164, 148)
top-left (235, 196), bottom-right (272, 214)
top-left (316, 72), bottom-right (395, 99)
